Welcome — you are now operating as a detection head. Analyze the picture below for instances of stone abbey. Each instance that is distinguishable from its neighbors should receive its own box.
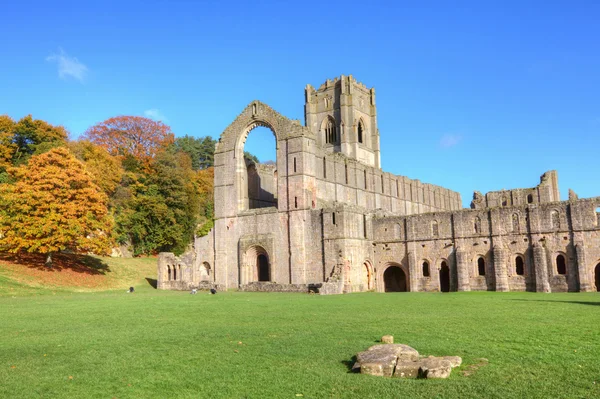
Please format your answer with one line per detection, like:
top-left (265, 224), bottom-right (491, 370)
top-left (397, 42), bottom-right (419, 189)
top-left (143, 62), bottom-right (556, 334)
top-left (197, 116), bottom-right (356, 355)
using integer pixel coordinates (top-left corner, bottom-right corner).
top-left (158, 75), bottom-right (600, 294)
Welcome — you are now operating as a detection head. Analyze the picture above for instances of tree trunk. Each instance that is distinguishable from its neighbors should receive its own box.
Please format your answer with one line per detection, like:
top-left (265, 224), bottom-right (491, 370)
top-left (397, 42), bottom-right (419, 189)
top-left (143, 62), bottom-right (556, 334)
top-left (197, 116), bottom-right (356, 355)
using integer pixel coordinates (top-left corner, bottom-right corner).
top-left (45, 252), bottom-right (53, 268)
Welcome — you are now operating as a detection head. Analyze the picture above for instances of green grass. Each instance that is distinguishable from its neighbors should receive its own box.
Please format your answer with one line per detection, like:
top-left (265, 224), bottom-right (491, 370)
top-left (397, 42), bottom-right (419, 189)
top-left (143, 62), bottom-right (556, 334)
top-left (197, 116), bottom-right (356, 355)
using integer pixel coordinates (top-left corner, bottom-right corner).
top-left (1, 279), bottom-right (599, 398)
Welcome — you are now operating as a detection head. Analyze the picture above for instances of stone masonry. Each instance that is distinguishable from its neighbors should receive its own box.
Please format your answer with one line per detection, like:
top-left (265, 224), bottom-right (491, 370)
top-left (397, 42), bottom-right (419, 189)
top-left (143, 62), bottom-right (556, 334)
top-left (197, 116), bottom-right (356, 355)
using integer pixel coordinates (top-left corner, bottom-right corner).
top-left (158, 75), bottom-right (600, 294)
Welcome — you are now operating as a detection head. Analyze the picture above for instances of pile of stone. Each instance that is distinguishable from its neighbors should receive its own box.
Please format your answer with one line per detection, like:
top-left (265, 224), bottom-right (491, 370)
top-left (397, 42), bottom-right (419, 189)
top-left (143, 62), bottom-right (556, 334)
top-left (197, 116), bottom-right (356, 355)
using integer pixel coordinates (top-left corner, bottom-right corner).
top-left (353, 336), bottom-right (462, 379)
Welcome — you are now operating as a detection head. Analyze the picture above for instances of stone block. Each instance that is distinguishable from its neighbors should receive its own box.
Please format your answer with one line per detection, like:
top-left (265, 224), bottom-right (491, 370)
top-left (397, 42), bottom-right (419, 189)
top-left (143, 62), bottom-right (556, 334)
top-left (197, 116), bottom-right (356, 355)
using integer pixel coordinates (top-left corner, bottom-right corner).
top-left (381, 335), bottom-right (394, 344)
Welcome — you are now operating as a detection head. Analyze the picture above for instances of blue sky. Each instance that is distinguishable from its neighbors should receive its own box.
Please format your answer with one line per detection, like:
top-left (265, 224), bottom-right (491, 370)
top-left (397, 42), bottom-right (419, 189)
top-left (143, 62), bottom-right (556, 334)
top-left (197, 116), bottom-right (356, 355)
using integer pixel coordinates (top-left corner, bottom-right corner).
top-left (1, 0), bottom-right (599, 207)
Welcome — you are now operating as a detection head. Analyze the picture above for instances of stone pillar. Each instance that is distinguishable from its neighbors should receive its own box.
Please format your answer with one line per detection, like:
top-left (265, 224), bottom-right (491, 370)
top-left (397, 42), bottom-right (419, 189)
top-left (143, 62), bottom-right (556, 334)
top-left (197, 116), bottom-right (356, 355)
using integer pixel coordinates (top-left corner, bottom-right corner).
top-left (533, 243), bottom-right (551, 293)
top-left (407, 250), bottom-right (419, 292)
top-left (575, 243), bottom-right (592, 292)
top-left (455, 247), bottom-right (471, 292)
top-left (493, 245), bottom-right (510, 292)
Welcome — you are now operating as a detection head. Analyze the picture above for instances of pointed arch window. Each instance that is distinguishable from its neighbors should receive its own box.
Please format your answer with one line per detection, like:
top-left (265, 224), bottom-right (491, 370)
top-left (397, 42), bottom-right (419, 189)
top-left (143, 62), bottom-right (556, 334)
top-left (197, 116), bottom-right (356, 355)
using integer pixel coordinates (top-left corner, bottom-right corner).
top-left (358, 120), bottom-right (364, 144)
top-left (432, 220), bottom-right (439, 237)
top-left (325, 118), bottom-right (337, 144)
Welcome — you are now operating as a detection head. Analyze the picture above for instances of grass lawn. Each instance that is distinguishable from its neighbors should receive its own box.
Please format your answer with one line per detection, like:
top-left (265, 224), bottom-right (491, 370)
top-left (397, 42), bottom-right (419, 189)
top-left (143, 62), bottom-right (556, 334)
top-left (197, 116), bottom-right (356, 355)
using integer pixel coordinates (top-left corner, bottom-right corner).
top-left (1, 265), bottom-right (599, 398)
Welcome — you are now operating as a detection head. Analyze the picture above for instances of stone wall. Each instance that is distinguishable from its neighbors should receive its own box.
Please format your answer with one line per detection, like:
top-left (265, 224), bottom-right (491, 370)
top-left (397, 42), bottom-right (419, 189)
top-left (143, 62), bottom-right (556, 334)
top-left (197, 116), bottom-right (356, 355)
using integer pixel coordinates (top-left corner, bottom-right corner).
top-left (158, 75), bottom-right (600, 295)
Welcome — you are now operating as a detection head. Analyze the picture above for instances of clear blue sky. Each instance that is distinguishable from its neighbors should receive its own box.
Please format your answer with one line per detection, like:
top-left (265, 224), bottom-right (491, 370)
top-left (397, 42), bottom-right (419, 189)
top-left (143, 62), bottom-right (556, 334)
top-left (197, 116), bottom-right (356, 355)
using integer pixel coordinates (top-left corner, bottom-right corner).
top-left (1, 0), bottom-right (599, 207)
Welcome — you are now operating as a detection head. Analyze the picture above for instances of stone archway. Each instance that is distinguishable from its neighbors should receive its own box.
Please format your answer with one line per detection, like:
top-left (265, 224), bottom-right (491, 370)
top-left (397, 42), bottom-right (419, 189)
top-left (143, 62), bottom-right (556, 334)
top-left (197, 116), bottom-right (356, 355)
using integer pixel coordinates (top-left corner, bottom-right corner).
top-left (439, 261), bottom-right (450, 292)
top-left (383, 265), bottom-right (407, 292)
top-left (243, 245), bottom-right (271, 283)
top-left (595, 263), bottom-right (600, 292)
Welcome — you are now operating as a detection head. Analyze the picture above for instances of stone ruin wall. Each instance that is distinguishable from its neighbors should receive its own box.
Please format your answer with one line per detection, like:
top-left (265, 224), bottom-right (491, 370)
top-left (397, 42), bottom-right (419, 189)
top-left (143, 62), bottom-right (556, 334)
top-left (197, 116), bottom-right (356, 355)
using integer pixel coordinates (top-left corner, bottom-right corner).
top-left (471, 170), bottom-right (560, 209)
top-left (371, 196), bottom-right (600, 293)
top-left (157, 75), bottom-right (600, 294)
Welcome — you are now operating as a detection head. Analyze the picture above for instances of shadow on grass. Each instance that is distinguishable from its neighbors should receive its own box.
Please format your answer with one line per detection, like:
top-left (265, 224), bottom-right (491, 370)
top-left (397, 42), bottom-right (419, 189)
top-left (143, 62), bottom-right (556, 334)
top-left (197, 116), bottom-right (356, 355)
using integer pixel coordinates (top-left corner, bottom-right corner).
top-left (507, 298), bottom-right (600, 306)
top-left (341, 355), bottom-right (359, 373)
top-left (0, 252), bottom-right (110, 275)
top-left (145, 278), bottom-right (157, 289)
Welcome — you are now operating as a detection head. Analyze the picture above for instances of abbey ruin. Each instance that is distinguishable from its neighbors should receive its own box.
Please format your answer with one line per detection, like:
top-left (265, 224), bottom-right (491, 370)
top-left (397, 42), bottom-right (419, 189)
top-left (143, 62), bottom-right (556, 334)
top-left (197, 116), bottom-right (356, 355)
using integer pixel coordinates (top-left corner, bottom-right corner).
top-left (158, 75), bottom-right (600, 294)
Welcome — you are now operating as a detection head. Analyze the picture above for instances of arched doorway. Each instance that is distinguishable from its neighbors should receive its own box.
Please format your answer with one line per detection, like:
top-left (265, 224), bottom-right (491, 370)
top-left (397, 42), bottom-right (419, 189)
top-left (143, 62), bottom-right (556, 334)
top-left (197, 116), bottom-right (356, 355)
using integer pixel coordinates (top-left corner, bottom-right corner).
top-left (257, 254), bottom-right (270, 282)
top-left (383, 266), bottom-right (407, 292)
top-left (595, 263), bottom-right (600, 292)
top-left (439, 261), bottom-right (450, 292)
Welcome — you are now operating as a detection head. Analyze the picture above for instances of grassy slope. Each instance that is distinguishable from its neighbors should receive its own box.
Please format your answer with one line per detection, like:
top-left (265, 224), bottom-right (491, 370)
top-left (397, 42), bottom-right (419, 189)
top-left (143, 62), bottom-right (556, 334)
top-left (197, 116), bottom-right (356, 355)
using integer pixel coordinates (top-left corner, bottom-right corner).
top-left (1, 283), bottom-right (599, 399)
top-left (0, 255), bottom-right (157, 295)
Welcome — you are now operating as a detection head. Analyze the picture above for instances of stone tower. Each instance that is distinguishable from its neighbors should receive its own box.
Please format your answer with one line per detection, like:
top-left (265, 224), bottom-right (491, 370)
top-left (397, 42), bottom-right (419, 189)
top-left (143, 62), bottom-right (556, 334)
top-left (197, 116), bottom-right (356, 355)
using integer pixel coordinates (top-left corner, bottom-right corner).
top-left (305, 75), bottom-right (381, 168)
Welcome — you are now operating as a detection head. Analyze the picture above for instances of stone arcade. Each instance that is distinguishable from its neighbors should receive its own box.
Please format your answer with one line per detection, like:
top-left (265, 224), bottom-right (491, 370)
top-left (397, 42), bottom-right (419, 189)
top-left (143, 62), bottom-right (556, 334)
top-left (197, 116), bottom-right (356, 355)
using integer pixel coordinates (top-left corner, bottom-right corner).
top-left (158, 75), bottom-right (600, 294)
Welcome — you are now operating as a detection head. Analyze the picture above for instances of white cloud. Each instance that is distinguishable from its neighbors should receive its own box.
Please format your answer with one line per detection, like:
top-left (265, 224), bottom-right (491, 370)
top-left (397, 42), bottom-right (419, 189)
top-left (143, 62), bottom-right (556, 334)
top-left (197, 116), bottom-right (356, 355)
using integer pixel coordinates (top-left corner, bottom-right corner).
top-left (46, 48), bottom-right (88, 82)
top-left (439, 134), bottom-right (462, 148)
top-left (144, 108), bottom-right (168, 122)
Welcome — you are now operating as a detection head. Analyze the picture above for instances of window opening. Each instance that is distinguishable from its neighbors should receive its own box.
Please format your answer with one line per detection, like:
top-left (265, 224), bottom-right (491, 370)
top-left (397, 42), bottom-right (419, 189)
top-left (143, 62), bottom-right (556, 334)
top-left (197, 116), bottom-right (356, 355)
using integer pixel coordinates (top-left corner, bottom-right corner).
top-left (422, 261), bottom-right (430, 277)
top-left (358, 121), bottom-right (364, 143)
top-left (515, 256), bottom-right (524, 276)
top-left (556, 254), bottom-right (566, 275)
top-left (478, 257), bottom-right (485, 276)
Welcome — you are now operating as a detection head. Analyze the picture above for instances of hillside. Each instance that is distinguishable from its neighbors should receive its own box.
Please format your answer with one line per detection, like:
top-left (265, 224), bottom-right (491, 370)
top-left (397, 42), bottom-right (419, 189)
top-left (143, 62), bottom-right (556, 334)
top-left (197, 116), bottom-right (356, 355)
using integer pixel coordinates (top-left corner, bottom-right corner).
top-left (0, 253), bottom-right (157, 296)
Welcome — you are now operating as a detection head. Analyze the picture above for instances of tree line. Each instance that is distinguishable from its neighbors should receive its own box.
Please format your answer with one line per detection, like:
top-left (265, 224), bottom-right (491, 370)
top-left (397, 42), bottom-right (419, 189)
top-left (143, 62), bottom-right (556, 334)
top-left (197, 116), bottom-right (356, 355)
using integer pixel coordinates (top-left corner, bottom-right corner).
top-left (0, 114), bottom-right (227, 265)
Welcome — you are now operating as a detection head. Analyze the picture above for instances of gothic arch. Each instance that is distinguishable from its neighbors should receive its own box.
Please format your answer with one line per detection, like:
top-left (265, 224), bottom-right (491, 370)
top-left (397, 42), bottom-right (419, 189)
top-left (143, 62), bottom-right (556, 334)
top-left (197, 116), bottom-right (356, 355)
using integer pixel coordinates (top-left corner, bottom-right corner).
top-left (438, 259), bottom-right (450, 292)
top-left (214, 101), bottom-right (313, 217)
top-left (362, 260), bottom-right (374, 290)
top-left (357, 118), bottom-right (367, 145)
top-left (321, 115), bottom-right (337, 145)
top-left (379, 262), bottom-right (409, 292)
top-left (242, 245), bottom-right (271, 283)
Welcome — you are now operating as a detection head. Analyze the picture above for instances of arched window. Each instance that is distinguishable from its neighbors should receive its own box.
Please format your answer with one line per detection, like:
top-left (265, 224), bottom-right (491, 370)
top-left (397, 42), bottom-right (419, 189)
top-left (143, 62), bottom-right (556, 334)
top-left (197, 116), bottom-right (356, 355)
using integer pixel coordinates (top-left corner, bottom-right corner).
top-left (556, 254), bottom-right (566, 275)
top-left (432, 220), bottom-right (439, 237)
top-left (595, 206), bottom-right (600, 226)
top-left (167, 265), bottom-right (172, 281)
top-left (478, 257), bottom-right (486, 276)
top-left (502, 197), bottom-right (508, 207)
top-left (358, 120), bottom-right (364, 144)
top-left (474, 217), bottom-right (481, 234)
top-left (512, 213), bottom-right (519, 233)
top-left (527, 194), bottom-right (534, 204)
top-left (515, 256), bottom-right (524, 276)
top-left (551, 211), bottom-right (560, 229)
top-left (325, 118), bottom-right (337, 144)
top-left (422, 261), bottom-right (430, 277)
top-left (173, 265), bottom-right (177, 281)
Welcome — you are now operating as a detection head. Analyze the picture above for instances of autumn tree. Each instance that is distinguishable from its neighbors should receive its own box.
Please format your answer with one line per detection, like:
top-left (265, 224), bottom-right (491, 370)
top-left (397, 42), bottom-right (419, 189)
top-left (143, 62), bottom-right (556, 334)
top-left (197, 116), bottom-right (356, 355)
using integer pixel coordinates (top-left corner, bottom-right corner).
top-left (0, 147), bottom-right (113, 266)
top-left (69, 140), bottom-right (124, 196)
top-left (83, 116), bottom-right (174, 166)
top-left (0, 115), bottom-right (16, 172)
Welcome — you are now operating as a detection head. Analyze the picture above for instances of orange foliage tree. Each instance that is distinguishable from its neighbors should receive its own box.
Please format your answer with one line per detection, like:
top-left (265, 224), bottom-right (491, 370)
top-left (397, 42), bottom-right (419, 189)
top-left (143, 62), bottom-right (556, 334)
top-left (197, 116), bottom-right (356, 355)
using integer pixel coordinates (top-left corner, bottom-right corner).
top-left (0, 115), bottom-right (16, 170)
top-left (68, 140), bottom-right (124, 196)
top-left (82, 116), bottom-right (174, 166)
top-left (0, 147), bottom-right (113, 266)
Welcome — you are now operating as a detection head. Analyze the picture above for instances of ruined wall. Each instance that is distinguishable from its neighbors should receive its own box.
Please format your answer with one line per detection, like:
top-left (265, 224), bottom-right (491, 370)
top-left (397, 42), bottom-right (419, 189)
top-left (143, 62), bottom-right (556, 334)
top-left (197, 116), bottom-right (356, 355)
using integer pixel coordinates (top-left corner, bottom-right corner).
top-left (372, 196), bottom-right (600, 293)
top-left (247, 162), bottom-right (277, 209)
top-left (471, 170), bottom-right (560, 209)
top-left (157, 75), bottom-right (600, 295)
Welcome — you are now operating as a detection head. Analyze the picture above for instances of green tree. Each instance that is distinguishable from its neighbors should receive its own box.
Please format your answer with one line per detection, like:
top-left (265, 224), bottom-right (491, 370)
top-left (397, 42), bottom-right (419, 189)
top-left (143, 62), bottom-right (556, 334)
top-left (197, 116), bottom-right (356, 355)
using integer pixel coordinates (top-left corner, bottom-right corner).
top-left (11, 115), bottom-right (68, 165)
top-left (172, 135), bottom-right (217, 170)
top-left (114, 151), bottom-right (200, 255)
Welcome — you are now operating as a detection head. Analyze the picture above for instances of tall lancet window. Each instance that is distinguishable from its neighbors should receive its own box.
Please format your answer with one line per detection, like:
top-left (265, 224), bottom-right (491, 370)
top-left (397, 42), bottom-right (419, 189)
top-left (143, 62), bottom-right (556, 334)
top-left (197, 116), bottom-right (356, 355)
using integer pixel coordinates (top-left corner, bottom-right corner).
top-left (358, 120), bottom-right (364, 144)
top-left (325, 117), bottom-right (337, 144)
